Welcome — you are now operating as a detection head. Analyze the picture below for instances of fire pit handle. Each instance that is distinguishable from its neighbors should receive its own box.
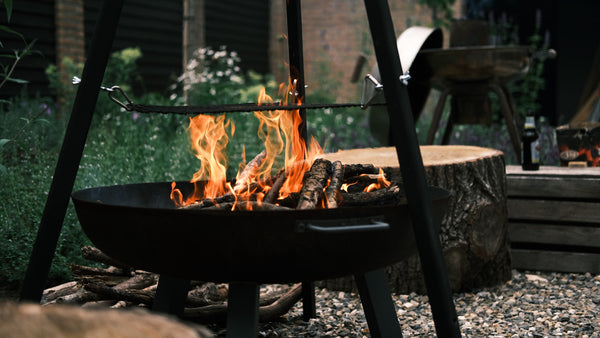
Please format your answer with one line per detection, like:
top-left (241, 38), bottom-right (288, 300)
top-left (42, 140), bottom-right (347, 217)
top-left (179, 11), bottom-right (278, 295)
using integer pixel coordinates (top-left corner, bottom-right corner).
top-left (295, 218), bottom-right (390, 233)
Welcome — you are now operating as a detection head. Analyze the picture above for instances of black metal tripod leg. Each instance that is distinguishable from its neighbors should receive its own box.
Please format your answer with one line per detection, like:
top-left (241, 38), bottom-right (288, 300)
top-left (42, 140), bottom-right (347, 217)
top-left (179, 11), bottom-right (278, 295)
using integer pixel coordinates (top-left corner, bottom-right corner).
top-left (363, 0), bottom-right (461, 336)
top-left (355, 269), bottom-right (403, 338)
top-left (19, 0), bottom-right (124, 303)
top-left (226, 282), bottom-right (259, 338)
top-left (302, 281), bottom-right (317, 320)
top-left (153, 275), bottom-right (190, 316)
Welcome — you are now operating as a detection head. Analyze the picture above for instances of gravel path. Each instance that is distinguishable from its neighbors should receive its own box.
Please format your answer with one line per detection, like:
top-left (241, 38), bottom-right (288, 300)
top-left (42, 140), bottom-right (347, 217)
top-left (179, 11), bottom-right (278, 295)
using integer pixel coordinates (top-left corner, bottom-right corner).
top-left (250, 270), bottom-right (600, 337)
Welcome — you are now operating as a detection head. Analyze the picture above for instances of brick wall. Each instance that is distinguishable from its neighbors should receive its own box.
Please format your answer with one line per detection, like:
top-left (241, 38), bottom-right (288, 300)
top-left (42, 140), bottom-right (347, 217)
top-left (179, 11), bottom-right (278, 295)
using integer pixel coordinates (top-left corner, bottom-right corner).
top-left (55, 0), bottom-right (85, 67)
top-left (270, 0), bottom-right (434, 103)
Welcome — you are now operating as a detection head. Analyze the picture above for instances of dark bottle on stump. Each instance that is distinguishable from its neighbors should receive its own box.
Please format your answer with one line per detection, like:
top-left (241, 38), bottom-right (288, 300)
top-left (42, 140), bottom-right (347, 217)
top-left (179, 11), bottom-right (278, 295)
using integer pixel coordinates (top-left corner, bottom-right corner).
top-left (521, 111), bottom-right (540, 170)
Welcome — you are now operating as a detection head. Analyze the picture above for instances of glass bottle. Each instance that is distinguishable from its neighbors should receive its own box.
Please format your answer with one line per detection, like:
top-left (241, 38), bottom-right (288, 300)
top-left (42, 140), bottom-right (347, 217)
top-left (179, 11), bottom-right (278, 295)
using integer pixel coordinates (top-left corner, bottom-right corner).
top-left (521, 111), bottom-right (540, 170)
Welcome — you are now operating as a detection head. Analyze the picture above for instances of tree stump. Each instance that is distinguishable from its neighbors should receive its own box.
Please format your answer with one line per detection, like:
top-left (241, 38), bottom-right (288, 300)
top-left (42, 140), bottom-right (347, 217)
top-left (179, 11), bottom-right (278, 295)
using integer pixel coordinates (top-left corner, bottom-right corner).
top-left (318, 145), bottom-right (511, 293)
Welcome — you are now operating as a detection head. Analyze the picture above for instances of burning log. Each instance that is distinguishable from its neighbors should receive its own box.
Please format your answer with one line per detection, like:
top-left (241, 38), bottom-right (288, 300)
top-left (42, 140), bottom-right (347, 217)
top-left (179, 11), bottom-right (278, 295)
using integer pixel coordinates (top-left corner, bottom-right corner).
top-left (263, 169), bottom-right (286, 204)
top-left (342, 163), bottom-right (380, 179)
top-left (233, 150), bottom-right (266, 194)
top-left (204, 201), bottom-right (291, 211)
top-left (296, 158), bottom-right (332, 210)
top-left (325, 160), bottom-right (344, 208)
top-left (340, 183), bottom-right (404, 206)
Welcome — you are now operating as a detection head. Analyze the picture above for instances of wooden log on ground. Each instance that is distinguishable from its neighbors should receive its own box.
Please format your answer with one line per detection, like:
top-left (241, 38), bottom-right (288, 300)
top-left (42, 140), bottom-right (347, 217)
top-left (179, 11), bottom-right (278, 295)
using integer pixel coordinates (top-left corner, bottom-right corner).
top-left (182, 283), bottom-right (302, 323)
top-left (80, 245), bottom-right (131, 270)
top-left (318, 145), bottom-right (511, 293)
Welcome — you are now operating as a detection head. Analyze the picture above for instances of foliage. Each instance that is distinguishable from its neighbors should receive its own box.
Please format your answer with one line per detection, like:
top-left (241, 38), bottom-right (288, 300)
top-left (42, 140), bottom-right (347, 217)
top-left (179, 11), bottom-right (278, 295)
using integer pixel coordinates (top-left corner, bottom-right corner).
top-left (418, 0), bottom-right (456, 28)
top-left (507, 10), bottom-right (551, 116)
top-left (0, 0), bottom-right (38, 174)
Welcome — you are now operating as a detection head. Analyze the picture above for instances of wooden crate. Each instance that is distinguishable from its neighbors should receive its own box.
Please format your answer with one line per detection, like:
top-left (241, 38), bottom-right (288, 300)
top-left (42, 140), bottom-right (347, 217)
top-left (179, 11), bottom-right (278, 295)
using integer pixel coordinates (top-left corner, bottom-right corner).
top-left (506, 165), bottom-right (600, 273)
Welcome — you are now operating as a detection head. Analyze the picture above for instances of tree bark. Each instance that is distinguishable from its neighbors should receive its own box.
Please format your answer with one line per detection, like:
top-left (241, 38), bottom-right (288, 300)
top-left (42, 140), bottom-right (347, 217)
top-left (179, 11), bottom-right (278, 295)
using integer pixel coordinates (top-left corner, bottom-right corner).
top-left (318, 145), bottom-right (511, 293)
top-left (296, 158), bottom-right (332, 210)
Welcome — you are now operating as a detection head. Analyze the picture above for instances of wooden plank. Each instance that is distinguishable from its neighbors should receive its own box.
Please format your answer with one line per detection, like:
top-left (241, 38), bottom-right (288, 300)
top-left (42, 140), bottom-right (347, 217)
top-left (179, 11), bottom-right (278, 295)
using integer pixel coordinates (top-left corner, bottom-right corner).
top-left (506, 165), bottom-right (600, 199)
top-left (511, 249), bottom-right (600, 274)
top-left (508, 199), bottom-right (600, 223)
top-left (508, 222), bottom-right (600, 247)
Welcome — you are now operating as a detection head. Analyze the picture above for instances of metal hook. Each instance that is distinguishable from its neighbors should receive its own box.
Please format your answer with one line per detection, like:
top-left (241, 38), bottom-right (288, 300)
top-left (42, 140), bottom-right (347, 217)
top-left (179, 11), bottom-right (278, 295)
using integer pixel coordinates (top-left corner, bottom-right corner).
top-left (107, 86), bottom-right (133, 110)
top-left (72, 77), bottom-right (133, 110)
top-left (399, 71), bottom-right (411, 86)
top-left (361, 74), bottom-right (384, 109)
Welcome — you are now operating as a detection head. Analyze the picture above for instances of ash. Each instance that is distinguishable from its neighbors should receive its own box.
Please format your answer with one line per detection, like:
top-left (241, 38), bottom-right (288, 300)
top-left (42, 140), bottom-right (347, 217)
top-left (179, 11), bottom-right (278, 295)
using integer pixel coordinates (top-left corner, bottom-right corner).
top-left (240, 270), bottom-right (600, 337)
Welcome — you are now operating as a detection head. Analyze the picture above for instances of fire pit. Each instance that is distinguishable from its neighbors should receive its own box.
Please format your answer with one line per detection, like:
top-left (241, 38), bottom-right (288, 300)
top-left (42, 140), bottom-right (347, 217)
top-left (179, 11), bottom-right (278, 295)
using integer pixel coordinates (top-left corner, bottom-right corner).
top-left (71, 181), bottom-right (450, 283)
top-left (21, 1), bottom-right (462, 336)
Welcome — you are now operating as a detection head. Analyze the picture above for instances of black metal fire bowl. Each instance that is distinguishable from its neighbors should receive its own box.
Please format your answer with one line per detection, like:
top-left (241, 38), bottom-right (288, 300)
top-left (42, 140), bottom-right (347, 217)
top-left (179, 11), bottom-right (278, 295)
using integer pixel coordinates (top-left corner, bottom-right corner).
top-left (71, 181), bottom-right (450, 283)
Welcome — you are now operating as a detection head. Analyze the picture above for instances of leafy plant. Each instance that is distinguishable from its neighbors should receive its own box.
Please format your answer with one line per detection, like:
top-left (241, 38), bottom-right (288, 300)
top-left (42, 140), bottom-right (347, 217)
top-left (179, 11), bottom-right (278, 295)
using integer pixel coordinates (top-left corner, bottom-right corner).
top-left (418, 0), bottom-right (456, 28)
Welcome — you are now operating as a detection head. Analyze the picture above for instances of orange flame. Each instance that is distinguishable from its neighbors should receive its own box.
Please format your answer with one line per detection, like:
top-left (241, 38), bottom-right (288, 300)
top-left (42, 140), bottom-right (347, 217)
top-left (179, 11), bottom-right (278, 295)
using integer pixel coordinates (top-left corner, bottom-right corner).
top-left (170, 79), bottom-right (322, 209)
top-left (171, 114), bottom-right (233, 207)
top-left (364, 168), bottom-right (391, 192)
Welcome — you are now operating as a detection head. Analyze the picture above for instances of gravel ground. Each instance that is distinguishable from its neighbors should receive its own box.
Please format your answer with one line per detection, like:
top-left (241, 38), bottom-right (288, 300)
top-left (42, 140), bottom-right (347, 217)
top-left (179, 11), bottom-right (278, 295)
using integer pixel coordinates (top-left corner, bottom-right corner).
top-left (248, 270), bottom-right (600, 337)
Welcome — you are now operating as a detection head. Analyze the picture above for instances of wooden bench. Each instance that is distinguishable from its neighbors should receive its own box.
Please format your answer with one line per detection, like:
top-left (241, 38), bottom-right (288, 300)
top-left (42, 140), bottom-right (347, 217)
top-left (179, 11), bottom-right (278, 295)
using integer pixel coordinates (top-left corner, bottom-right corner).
top-left (506, 165), bottom-right (600, 273)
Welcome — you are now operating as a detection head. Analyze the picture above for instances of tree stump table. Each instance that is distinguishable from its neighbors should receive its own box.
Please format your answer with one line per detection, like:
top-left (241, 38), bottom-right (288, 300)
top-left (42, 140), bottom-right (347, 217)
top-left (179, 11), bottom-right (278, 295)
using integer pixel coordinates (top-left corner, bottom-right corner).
top-left (318, 145), bottom-right (511, 293)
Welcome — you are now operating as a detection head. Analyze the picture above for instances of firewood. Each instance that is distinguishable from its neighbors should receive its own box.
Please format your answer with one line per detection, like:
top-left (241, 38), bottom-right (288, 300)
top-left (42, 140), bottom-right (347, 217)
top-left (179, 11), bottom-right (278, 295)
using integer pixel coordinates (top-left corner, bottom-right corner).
top-left (49, 288), bottom-right (99, 305)
top-left (339, 183), bottom-right (404, 206)
top-left (180, 193), bottom-right (235, 209)
top-left (258, 283), bottom-right (302, 322)
top-left (186, 283), bottom-right (228, 307)
top-left (80, 246), bottom-right (131, 270)
top-left (41, 281), bottom-right (80, 304)
top-left (183, 283), bottom-right (303, 323)
top-left (344, 174), bottom-right (385, 193)
top-left (75, 275), bottom-right (131, 287)
top-left (203, 201), bottom-right (291, 211)
top-left (325, 160), bottom-right (344, 208)
top-left (264, 169), bottom-right (286, 204)
top-left (113, 271), bottom-right (158, 291)
top-left (342, 163), bottom-right (379, 179)
top-left (83, 282), bottom-right (155, 306)
top-left (296, 158), bottom-right (332, 210)
top-left (274, 192), bottom-right (300, 208)
top-left (70, 264), bottom-right (130, 277)
top-left (233, 150), bottom-right (266, 194)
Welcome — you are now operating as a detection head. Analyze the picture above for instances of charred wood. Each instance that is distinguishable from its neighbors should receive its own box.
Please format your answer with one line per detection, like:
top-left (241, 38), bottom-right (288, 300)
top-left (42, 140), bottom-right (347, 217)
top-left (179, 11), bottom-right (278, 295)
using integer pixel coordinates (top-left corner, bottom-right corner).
top-left (339, 183), bottom-right (404, 206)
top-left (204, 201), bottom-right (291, 211)
top-left (264, 169), bottom-right (286, 204)
top-left (325, 161), bottom-right (344, 208)
top-left (296, 158), bottom-right (332, 210)
top-left (342, 163), bottom-right (379, 179)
